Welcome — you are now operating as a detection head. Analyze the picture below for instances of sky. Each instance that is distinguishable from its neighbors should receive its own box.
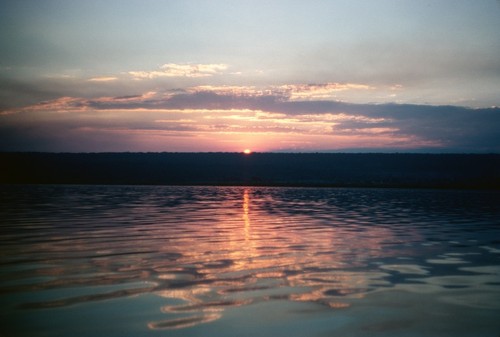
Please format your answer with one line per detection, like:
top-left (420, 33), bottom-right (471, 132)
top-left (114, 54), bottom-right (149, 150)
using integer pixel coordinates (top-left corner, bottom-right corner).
top-left (1, 0), bottom-right (499, 153)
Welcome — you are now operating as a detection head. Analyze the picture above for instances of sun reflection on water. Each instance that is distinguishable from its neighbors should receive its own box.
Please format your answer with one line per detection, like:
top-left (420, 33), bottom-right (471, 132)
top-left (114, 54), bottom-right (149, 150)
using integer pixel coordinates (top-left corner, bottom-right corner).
top-left (148, 187), bottom-right (404, 329)
top-left (243, 188), bottom-right (251, 241)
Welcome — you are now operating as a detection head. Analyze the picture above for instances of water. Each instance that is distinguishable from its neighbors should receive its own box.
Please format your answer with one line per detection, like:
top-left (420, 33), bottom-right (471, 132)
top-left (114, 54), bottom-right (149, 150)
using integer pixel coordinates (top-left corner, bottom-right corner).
top-left (1, 185), bottom-right (500, 336)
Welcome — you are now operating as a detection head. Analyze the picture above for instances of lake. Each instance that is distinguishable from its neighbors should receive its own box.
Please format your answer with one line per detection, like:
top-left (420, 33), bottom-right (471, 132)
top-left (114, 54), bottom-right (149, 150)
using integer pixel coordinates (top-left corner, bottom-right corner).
top-left (1, 185), bottom-right (500, 336)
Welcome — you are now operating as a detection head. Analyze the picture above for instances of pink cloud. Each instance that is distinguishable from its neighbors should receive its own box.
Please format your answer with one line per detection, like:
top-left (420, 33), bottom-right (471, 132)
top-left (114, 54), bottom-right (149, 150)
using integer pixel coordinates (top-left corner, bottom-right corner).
top-left (2, 86), bottom-right (499, 152)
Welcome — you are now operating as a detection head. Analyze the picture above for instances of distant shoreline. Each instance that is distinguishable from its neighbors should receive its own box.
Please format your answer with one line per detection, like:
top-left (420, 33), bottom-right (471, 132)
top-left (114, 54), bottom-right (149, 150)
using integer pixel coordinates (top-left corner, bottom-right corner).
top-left (1, 152), bottom-right (499, 189)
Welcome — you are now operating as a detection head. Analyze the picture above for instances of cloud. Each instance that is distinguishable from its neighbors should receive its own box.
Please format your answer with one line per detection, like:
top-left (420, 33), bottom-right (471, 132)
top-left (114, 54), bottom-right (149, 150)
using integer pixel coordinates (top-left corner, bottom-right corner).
top-left (2, 86), bottom-right (499, 152)
top-left (128, 63), bottom-right (228, 79)
top-left (276, 83), bottom-right (374, 101)
top-left (188, 85), bottom-right (267, 97)
top-left (88, 76), bottom-right (118, 82)
top-left (187, 83), bottom-right (374, 101)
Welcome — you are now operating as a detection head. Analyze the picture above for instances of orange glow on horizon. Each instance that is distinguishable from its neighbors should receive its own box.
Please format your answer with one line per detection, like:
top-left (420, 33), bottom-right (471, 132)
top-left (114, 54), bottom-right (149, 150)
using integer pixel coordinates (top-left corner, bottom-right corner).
top-left (243, 149), bottom-right (252, 154)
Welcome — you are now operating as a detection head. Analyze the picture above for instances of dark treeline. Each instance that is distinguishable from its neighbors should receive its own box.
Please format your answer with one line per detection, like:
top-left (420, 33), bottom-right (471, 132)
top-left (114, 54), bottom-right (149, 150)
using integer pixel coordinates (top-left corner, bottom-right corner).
top-left (1, 152), bottom-right (499, 189)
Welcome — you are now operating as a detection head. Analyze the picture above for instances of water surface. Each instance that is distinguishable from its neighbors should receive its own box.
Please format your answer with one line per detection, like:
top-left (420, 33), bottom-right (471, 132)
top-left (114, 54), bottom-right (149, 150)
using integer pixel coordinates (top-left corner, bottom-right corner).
top-left (1, 185), bottom-right (500, 336)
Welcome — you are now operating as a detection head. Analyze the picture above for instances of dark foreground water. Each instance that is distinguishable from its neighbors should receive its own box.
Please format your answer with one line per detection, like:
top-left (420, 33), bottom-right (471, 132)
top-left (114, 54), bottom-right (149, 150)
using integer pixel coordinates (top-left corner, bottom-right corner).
top-left (1, 185), bottom-right (500, 337)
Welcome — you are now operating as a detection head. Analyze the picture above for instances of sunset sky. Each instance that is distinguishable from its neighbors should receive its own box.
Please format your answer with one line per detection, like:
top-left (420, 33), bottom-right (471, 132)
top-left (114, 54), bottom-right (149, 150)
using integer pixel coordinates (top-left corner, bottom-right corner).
top-left (1, 0), bottom-right (499, 152)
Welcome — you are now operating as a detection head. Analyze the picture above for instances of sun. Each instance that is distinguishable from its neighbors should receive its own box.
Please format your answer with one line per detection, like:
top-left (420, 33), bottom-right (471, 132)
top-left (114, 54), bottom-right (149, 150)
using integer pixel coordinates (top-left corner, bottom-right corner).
top-left (243, 149), bottom-right (252, 154)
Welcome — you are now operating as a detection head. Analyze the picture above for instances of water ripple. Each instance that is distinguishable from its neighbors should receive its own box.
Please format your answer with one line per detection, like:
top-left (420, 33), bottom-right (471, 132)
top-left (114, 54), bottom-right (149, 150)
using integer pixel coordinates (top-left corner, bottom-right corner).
top-left (1, 185), bottom-right (500, 334)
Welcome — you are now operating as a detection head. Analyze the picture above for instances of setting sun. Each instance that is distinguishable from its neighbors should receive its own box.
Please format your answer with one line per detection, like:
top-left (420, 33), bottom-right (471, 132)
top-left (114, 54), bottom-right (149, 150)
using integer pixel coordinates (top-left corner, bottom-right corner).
top-left (243, 149), bottom-right (252, 154)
